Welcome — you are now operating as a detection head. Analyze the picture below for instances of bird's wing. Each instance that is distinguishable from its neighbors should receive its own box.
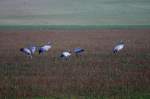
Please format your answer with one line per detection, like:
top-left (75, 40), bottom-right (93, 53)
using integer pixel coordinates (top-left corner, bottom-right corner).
top-left (43, 45), bottom-right (52, 51)
top-left (114, 44), bottom-right (124, 51)
top-left (24, 48), bottom-right (32, 55)
top-left (63, 52), bottom-right (71, 56)
top-left (29, 46), bottom-right (36, 54)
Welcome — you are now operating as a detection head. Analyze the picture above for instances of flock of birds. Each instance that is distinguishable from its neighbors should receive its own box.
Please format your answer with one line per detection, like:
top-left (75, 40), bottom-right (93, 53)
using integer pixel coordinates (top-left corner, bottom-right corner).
top-left (20, 41), bottom-right (125, 59)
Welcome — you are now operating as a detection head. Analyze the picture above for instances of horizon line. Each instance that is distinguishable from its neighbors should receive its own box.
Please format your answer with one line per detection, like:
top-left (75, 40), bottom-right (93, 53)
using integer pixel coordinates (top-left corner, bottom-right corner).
top-left (0, 24), bottom-right (150, 29)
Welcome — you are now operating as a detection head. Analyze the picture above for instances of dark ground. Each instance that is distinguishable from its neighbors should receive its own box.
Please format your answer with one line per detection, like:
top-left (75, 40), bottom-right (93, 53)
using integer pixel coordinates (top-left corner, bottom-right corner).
top-left (0, 28), bottom-right (150, 98)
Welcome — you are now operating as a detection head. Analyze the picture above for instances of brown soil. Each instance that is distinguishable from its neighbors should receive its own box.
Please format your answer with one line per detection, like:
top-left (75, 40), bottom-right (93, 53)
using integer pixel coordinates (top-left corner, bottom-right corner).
top-left (0, 29), bottom-right (150, 97)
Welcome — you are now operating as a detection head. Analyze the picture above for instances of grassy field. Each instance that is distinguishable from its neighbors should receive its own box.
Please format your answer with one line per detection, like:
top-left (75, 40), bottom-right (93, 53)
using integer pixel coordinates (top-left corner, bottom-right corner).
top-left (0, 0), bottom-right (150, 25)
top-left (0, 27), bottom-right (150, 99)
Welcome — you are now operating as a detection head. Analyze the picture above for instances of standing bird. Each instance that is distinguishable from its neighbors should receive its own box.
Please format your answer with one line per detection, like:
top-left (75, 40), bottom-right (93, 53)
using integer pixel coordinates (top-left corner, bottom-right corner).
top-left (20, 45), bottom-right (37, 58)
top-left (73, 48), bottom-right (85, 56)
top-left (38, 42), bottom-right (52, 54)
top-left (60, 51), bottom-right (71, 59)
top-left (113, 41), bottom-right (125, 53)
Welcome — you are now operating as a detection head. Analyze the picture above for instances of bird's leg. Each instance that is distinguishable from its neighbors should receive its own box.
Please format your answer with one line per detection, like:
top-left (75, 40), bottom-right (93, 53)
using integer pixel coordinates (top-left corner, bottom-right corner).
top-left (29, 55), bottom-right (32, 59)
top-left (65, 57), bottom-right (69, 61)
top-left (77, 53), bottom-right (82, 57)
top-left (113, 50), bottom-right (117, 54)
top-left (75, 53), bottom-right (78, 57)
top-left (76, 53), bottom-right (82, 57)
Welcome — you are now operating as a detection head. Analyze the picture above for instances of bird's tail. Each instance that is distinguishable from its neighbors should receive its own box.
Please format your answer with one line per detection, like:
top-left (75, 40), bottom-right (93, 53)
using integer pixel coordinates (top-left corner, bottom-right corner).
top-left (60, 54), bottom-right (64, 58)
top-left (113, 49), bottom-right (117, 53)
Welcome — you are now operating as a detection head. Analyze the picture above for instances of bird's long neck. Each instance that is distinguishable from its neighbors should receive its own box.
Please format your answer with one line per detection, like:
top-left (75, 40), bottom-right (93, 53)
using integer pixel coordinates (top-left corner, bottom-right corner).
top-left (47, 41), bottom-right (51, 45)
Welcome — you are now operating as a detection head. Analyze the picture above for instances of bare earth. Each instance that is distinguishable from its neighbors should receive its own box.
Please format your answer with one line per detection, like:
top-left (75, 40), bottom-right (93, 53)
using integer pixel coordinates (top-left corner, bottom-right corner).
top-left (0, 29), bottom-right (150, 97)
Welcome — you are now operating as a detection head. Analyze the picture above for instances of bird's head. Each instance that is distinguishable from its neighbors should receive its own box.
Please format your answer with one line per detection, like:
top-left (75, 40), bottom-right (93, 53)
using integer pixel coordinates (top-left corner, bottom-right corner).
top-left (20, 48), bottom-right (24, 52)
top-left (116, 40), bottom-right (124, 45)
top-left (119, 40), bottom-right (124, 44)
top-left (47, 41), bottom-right (52, 45)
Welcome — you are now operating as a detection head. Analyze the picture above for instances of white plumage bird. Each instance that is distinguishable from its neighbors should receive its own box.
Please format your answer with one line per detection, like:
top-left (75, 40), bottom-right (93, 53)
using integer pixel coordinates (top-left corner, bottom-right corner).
top-left (113, 41), bottom-right (125, 53)
top-left (60, 51), bottom-right (71, 59)
top-left (20, 46), bottom-right (37, 58)
top-left (38, 42), bottom-right (52, 54)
